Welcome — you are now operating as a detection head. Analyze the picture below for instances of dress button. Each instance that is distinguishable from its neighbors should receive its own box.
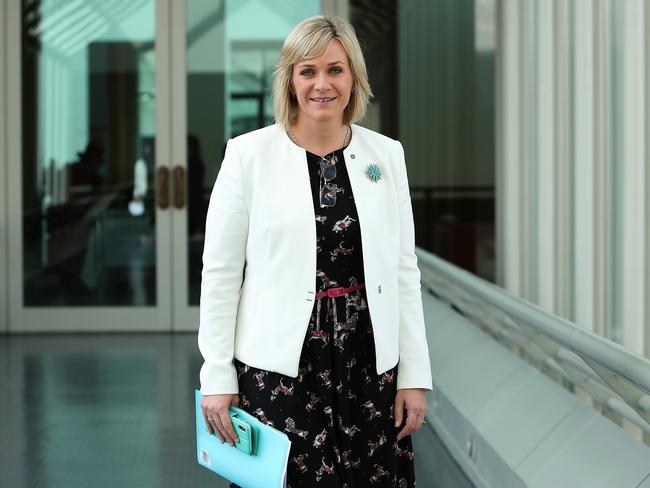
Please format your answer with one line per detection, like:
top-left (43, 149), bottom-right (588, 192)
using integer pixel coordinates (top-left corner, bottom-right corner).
top-left (350, 154), bottom-right (356, 159)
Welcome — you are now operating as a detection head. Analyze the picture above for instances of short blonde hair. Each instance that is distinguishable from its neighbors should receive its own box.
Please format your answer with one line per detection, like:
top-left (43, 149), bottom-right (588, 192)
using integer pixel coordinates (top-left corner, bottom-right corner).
top-left (273, 15), bottom-right (373, 130)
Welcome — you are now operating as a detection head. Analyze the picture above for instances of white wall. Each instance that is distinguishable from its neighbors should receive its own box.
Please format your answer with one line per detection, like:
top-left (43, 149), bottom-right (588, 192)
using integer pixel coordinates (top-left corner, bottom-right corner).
top-left (497, 0), bottom-right (649, 357)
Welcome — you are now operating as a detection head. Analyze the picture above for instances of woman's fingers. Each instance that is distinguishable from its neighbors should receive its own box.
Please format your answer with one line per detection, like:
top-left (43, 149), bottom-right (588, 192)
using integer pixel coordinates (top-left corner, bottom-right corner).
top-left (212, 415), bottom-right (228, 444)
top-left (204, 411), bottom-right (226, 442)
top-left (218, 410), bottom-right (240, 447)
top-left (397, 410), bottom-right (425, 441)
top-left (396, 414), bottom-right (413, 441)
top-left (201, 405), bottom-right (227, 443)
top-left (202, 410), bottom-right (214, 434)
top-left (201, 394), bottom-right (241, 446)
top-left (394, 399), bottom-right (404, 428)
top-left (396, 425), bottom-right (408, 441)
top-left (394, 389), bottom-right (428, 441)
top-left (406, 411), bottom-right (419, 435)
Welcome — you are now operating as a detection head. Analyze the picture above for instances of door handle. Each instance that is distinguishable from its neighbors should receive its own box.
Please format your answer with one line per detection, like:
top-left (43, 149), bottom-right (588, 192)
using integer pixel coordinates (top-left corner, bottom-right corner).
top-left (173, 166), bottom-right (185, 209)
top-left (157, 167), bottom-right (170, 209)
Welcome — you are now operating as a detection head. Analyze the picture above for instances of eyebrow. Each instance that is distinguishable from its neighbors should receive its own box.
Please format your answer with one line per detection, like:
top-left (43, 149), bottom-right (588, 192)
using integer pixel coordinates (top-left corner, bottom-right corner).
top-left (297, 61), bottom-right (344, 68)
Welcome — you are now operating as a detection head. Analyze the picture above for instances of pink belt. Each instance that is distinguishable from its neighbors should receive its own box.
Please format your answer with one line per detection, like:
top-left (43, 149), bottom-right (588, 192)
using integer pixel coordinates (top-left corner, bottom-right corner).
top-left (315, 284), bottom-right (365, 300)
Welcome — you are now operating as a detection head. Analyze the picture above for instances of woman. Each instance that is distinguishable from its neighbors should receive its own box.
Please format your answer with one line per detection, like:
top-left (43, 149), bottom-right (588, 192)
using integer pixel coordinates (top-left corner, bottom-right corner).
top-left (198, 15), bottom-right (432, 487)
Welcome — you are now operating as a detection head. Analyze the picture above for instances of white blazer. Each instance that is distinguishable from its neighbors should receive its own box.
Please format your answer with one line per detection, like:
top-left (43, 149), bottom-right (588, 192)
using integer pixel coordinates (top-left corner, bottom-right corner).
top-left (198, 123), bottom-right (433, 395)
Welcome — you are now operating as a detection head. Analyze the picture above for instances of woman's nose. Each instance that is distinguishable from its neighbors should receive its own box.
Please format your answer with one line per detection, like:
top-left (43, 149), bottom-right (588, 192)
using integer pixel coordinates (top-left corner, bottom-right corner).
top-left (314, 73), bottom-right (332, 91)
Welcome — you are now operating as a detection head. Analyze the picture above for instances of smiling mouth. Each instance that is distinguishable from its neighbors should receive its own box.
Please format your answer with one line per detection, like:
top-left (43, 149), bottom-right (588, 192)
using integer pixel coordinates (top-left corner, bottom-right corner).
top-left (310, 97), bottom-right (336, 103)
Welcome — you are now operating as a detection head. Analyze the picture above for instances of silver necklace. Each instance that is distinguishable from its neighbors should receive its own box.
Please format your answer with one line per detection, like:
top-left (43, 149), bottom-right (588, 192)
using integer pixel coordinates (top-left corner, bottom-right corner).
top-left (288, 125), bottom-right (351, 152)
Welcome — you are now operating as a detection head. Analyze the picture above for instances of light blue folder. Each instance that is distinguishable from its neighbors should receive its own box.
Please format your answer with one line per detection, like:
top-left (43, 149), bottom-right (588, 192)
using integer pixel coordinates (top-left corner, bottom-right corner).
top-left (195, 390), bottom-right (291, 487)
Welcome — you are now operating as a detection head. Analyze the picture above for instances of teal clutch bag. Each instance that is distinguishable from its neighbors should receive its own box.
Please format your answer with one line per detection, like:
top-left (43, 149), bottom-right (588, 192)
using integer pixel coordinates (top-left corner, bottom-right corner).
top-left (195, 390), bottom-right (291, 487)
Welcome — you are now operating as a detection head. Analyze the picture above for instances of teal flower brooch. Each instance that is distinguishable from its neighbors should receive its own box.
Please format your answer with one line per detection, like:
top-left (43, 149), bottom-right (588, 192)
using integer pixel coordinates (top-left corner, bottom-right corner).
top-left (365, 163), bottom-right (382, 182)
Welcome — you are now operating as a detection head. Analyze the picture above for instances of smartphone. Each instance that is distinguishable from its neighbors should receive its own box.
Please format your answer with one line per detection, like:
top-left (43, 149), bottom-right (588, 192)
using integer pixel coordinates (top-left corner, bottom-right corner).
top-left (230, 412), bottom-right (254, 455)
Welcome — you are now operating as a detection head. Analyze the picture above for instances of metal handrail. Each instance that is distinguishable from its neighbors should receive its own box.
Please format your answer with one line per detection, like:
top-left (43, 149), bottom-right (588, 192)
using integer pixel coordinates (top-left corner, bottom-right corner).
top-left (416, 249), bottom-right (650, 430)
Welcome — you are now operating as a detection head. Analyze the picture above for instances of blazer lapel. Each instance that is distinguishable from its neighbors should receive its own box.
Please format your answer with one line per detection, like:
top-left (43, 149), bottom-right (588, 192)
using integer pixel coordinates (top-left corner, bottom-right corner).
top-left (343, 126), bottom-right (391, 240)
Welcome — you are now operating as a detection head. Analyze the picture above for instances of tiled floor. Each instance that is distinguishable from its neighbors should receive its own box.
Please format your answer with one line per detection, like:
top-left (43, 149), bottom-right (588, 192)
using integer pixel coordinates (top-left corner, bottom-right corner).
top-left (0, 333), bottom-right (472, 488)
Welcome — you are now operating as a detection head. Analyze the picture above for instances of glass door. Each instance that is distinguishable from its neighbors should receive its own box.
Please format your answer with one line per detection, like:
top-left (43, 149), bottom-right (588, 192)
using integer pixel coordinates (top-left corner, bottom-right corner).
top-left (171, 0), bottom-right (321, 331)
top-left (5, 0), bottom-right (327, 332)
top-left (7, 0), bottom-right (174, 331)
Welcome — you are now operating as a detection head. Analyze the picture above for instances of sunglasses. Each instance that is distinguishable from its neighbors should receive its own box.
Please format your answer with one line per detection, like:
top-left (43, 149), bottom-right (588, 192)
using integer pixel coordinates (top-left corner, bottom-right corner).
top-left (319, 154), bottom-right (338, 207)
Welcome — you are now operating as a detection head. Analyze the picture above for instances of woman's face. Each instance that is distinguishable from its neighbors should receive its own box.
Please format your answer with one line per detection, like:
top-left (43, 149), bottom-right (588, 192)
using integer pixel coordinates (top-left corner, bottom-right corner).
top-left (291, 39), bottom-right (354, 126)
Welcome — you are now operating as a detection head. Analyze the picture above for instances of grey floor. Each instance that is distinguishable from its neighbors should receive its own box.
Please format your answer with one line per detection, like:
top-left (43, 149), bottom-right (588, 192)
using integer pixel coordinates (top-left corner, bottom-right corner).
top-left (0, 333), bottom-right (473, 488)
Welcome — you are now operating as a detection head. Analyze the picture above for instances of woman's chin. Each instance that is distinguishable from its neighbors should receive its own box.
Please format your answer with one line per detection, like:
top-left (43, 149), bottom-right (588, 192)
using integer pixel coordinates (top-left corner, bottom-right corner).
top-left (301, 110), bottom-right (345, 124)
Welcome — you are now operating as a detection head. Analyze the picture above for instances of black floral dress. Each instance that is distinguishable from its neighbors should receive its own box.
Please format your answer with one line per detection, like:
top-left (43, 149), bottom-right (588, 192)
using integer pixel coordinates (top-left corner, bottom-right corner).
top-left (232, 147), bottom-right (416, 487)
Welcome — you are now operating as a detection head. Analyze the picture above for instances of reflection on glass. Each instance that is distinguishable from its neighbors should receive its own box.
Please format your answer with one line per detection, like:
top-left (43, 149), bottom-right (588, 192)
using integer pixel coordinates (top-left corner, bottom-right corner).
top-left (22, 0), bottom-right (157, 306)
top-left (350, 0), bottom-right (497, 282)
top-left (186, 0), bottom-right (320, 305)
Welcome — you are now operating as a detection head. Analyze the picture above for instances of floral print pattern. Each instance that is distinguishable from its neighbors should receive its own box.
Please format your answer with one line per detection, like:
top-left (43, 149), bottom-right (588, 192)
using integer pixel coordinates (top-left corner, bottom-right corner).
top-left (232, 147), bottom-right (415, 487)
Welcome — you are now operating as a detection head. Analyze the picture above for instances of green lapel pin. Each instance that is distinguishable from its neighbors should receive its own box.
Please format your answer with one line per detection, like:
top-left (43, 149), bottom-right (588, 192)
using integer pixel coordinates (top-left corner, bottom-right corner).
top-left (365, 163), bottom-right (382, 182)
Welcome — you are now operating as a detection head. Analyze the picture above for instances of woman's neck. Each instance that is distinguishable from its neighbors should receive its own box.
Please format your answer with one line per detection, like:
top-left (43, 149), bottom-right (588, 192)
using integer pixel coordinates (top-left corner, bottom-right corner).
top-left (290, 117), bottom-right (349, 157)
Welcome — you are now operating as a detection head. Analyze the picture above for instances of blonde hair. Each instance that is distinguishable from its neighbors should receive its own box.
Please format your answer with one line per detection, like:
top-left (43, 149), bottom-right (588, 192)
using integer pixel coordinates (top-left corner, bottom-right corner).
top-left (273, 15), bottom-right (373, 130)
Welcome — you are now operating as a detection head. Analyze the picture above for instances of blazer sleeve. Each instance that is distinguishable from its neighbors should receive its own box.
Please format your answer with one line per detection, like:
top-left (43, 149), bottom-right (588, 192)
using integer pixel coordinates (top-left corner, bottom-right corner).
top-left (393, 139), bottom-right (434, 391)
top-left (198, 138), bottom-right (248, 395)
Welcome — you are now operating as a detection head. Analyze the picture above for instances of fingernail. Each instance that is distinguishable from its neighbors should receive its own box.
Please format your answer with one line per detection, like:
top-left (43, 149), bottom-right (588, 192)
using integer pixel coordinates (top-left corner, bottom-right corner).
top-left (395, 421), bottom-right (400, 427)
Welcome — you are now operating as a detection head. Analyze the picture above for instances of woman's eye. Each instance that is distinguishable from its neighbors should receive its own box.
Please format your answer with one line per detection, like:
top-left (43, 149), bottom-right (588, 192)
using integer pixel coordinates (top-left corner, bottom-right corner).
top-left (330, 67), bottom-right (343, 74)
top-left (301, 69), bottom-right (314, 76)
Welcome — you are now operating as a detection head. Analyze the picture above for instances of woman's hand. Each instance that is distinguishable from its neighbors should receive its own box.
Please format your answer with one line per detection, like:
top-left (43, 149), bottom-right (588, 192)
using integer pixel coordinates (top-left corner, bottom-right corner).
top-left (201, 394), bottom-right (241, 446)
top-left (394, 388), bottom-right (428, 442)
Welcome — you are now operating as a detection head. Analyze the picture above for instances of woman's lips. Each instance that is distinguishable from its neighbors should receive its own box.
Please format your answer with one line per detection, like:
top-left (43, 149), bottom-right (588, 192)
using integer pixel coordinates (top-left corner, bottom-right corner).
top-left (310, 97), bottom-right (337, 103)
